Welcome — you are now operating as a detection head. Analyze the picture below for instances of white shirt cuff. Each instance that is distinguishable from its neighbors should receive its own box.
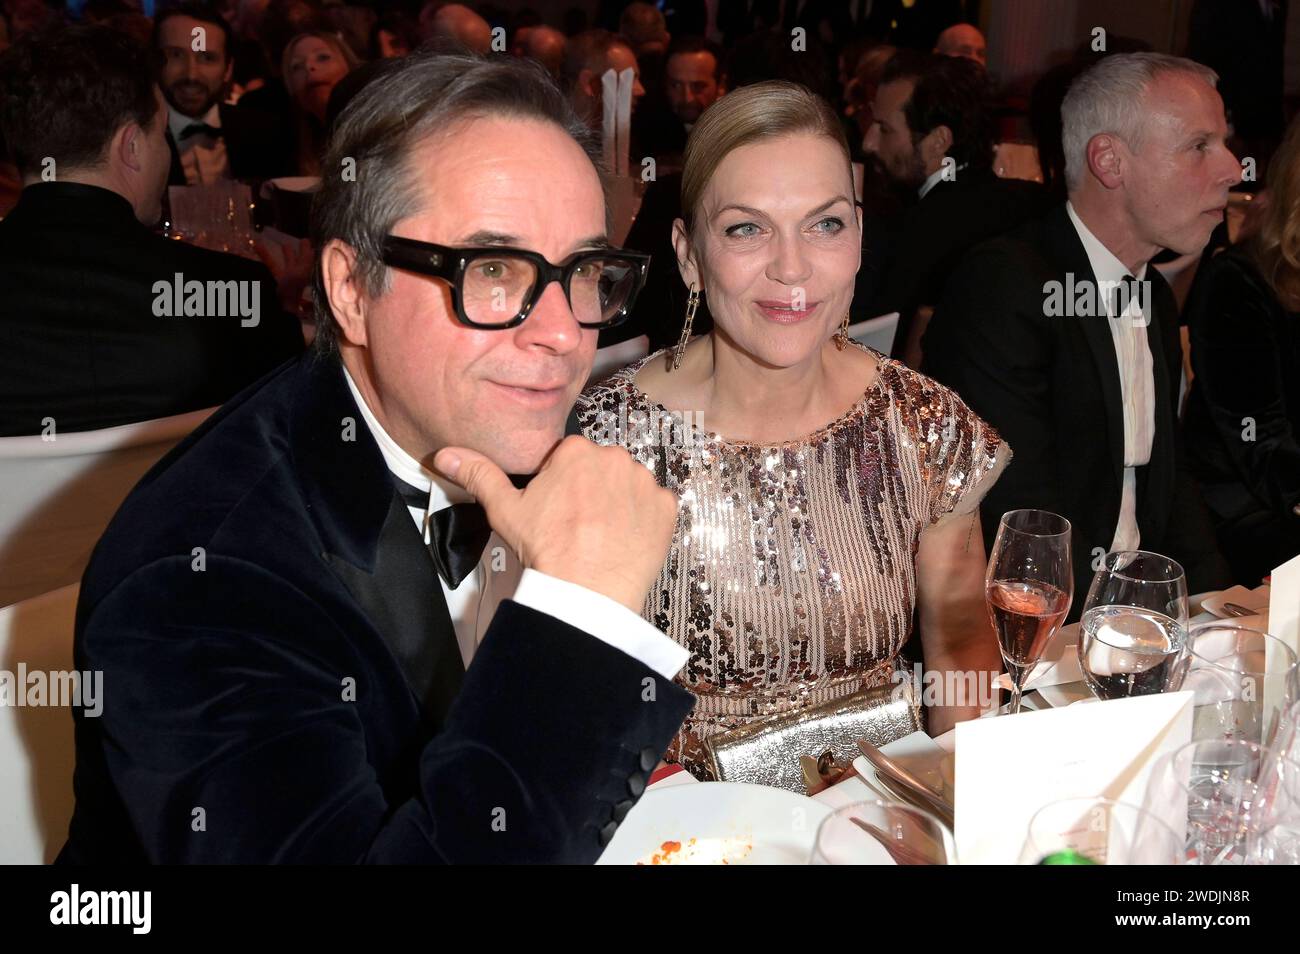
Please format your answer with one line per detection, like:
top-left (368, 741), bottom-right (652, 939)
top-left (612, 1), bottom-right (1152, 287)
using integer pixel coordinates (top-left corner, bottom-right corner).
top-left (511, 569), bottom-right (689, 680)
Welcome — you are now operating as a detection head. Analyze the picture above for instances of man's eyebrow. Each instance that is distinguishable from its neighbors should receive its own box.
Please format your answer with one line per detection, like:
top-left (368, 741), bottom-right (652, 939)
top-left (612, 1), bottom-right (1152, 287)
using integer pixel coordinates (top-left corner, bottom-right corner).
top-left (457, 230), bottom-right (612, 251)
top-left (1173, 128), bottom-right (1219, 149)
top-left (460, 230), bottom-right (519, 246)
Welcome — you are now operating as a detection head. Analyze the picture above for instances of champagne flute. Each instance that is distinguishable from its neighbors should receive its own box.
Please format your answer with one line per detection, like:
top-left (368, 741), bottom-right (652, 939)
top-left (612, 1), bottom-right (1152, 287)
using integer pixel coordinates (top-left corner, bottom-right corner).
top-left (985, 510), bottom-right (1073, 715)
top-left (1078, 551), bottom-right (1189, 701)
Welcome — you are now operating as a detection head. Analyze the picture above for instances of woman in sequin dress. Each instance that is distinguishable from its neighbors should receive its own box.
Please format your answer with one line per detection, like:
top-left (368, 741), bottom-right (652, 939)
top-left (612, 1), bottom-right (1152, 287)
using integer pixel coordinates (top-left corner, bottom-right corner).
top-left (577, 81), bottom-right (1011, 779)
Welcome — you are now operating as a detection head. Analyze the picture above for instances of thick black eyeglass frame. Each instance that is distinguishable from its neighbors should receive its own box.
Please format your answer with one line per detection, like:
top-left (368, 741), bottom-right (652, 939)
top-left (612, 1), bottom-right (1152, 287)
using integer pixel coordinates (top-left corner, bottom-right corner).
top-left (380, 235), bottom-right (652, 330)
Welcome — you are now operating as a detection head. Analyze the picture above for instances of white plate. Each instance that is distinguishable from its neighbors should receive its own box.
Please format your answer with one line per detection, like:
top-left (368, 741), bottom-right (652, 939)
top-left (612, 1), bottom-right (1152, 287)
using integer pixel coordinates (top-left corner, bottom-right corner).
top-left (596, 782), bottom-right (831, 865)
top-left (1198, 585), bottom-right (1271, 621)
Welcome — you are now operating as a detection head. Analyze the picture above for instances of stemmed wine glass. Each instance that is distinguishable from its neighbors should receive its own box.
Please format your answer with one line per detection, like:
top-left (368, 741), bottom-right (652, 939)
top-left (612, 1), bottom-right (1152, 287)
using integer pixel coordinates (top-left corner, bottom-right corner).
top-left (985, 510), bottom-right (1073, 715)
top-left (1077, 551), bottom-right (1189, 701)
top-left (1018, 796), bottom-right (1184, 865)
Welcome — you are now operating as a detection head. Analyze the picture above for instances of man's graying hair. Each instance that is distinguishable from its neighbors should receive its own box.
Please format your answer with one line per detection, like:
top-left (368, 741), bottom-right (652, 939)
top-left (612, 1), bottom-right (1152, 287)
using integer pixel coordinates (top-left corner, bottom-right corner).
top-left (310, 50), bottom-right (605, 352)
top-left (1055, 53), bottom-right (1216, 194)
top-left (1061, 52), bottom-right (1218, 192)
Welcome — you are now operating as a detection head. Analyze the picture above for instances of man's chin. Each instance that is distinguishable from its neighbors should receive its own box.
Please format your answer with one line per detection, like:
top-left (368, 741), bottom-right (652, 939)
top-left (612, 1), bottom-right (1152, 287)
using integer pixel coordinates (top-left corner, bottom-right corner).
top-left (476, 425), bottom-right (569, 477)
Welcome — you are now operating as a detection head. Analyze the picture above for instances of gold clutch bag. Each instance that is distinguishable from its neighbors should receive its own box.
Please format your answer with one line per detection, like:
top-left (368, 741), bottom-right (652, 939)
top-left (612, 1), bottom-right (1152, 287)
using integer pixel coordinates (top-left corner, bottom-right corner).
top-left (703, 680), bottom-right (922, 794)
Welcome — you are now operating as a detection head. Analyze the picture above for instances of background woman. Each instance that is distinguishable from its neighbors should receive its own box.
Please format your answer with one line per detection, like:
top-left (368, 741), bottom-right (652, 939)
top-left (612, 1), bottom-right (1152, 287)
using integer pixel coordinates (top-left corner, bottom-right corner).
top-left (1185, 117), bottom-right (1300, 584)
top-left (281, 29), bottom-right (358, 175)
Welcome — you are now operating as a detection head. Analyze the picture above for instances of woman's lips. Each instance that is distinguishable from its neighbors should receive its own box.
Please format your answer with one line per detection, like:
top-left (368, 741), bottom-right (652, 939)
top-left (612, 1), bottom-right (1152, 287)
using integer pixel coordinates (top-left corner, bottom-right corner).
top-left (754, 300), bottom-right (821, 323)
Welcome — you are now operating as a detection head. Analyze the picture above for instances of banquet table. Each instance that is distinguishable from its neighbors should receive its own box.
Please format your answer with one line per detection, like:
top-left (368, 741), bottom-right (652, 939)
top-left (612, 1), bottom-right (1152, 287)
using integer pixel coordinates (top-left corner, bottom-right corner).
top-left (645, 584), bottom-right (1276, 812)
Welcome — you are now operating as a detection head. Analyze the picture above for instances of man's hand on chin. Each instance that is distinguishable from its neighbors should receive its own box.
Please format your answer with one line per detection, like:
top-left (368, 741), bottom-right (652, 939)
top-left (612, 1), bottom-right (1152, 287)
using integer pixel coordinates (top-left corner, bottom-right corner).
top-left (434, 436), bottom-right (677, 613)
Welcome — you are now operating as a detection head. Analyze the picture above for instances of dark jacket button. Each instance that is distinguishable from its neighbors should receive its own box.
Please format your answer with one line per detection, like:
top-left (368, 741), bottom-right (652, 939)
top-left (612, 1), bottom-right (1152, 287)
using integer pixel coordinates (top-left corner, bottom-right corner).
top-left (598, 820), bottom-right (620, 846)
top-left (627, 772), bottom-right (646, 798)
top-left (613, 798), bottom-right (635, 822)
top-left (639, 746), bottom-right (658, 772)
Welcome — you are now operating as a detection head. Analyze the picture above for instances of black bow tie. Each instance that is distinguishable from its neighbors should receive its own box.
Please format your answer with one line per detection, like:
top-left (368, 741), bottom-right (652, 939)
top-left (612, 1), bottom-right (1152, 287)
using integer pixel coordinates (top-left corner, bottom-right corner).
top-left (1111, 274), bottom-right (1144, 318)
top-left (179, 122), bottom-right (223, 140)
top-left (393, 479), bottom-right (491, 589)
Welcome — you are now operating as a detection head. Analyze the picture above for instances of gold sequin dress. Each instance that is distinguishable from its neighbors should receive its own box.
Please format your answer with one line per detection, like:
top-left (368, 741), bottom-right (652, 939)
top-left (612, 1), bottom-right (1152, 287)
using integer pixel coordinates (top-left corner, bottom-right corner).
top-left (576, 344), bottom-right (1010, 779)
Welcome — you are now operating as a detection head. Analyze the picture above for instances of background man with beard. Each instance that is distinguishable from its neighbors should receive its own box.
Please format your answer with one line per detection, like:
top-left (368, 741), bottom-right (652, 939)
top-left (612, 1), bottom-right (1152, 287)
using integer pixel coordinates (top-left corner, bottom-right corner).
top-left (863, 51), bottom-right (1045, 365)
top-left (153, 1), bottom-right (292, 186)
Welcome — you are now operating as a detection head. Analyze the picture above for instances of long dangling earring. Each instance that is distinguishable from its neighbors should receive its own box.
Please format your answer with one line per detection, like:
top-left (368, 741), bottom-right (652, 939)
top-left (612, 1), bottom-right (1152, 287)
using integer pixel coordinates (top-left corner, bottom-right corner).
top-left (833, 311), bottom-right (851, 351)
top-left (673, 284), bottom-right (700, 370)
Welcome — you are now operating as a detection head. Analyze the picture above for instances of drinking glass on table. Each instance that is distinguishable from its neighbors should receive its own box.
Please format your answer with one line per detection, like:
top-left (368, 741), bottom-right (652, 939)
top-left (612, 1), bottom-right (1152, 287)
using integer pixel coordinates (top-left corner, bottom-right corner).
top-left (1018, 796), bottom-right (1183, 865)
top-left (1144, 738), bottom-right (1300, 864)
top-left (811, 799), bottom-right (956, 865)
top-left (1249, 696), bottom-right (1300, 864)
top-left (1078, 551), bottom-right (1189, 701)
top-left (1183, 625), bottom-right (1298, 744)
top-left (985, 510), bottom-right (1073, 715)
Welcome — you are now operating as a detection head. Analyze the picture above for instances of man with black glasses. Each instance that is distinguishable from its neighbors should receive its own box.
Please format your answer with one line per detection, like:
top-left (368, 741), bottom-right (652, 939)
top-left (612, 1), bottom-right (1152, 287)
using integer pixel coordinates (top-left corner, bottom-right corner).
top-left (59, 51), bottom-right (694, 865)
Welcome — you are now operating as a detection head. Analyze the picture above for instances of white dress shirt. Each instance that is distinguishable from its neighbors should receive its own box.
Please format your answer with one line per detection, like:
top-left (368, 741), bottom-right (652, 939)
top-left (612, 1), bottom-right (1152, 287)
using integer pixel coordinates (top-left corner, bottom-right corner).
top-left (918, 161), bottom-right (967, 199)
top-left (167, 103), bottom-right (230, 185)
top-left (1065, 201), bottom-right (1156, 553)
top-left (340, 367), bottom-right (688, 679)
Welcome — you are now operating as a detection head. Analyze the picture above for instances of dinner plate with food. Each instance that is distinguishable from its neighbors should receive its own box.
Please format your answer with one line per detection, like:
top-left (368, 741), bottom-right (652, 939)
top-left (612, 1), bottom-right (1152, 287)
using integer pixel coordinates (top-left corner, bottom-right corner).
top-left (597, 782), bottom-right (833, 865)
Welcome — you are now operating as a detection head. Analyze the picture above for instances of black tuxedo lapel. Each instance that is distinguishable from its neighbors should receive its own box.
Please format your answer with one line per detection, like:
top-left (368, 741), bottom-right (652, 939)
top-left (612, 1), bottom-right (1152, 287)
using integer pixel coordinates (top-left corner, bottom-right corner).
top-left (217, 103), bottom-right (253, 180)
top-left (326, 494), bottom-right (464, 728)
top-left (291, 355), bottom-right (464, 727)
top-left (165, 129), bottom-right (186, 187)
top-left (1045, 207), bottom-right (1126, 490)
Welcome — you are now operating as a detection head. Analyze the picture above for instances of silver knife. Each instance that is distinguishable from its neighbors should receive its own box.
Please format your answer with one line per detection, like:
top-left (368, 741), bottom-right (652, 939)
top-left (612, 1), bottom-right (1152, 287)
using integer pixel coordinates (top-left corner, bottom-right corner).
top-left (857, 739), bottom-right (955, 829)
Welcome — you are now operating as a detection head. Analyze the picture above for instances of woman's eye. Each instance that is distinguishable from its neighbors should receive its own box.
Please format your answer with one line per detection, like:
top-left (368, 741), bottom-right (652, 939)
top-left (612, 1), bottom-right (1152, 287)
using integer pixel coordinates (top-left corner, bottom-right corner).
top-left (812, 217), bottom-right (845, 234)
top-left (724, 222), bottom-right (760, 238)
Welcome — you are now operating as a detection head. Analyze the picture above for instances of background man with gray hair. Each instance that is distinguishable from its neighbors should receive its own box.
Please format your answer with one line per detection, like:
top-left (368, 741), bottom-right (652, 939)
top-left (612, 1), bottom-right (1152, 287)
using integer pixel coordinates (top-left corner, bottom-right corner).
top-left (922, 52), bottom-right (1238, 612)
top-left (58, 50), bottom-right (693, 864)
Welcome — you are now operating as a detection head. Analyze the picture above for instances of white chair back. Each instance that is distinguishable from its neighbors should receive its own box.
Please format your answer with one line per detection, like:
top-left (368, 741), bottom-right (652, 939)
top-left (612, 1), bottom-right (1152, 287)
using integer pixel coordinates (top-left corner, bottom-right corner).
top-left (0, 408), bottom-right (214, 608)
top-left (847, 312), bottom-right (901, 356)
top-left (0, 583), bottom-right (79, 863)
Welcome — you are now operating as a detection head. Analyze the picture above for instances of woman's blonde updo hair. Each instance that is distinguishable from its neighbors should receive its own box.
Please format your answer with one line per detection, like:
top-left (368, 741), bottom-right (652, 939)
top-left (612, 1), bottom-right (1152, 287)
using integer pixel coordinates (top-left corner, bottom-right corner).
top-left (1249, 115), bottom-right (1300, 311)
top-left (680, 80), bottom-right (853, 237)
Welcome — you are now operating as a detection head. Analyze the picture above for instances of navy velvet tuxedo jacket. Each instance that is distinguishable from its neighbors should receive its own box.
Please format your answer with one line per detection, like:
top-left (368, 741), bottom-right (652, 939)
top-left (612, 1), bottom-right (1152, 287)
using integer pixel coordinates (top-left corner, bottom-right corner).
top-left (56, 351), bottom-right (694, 864)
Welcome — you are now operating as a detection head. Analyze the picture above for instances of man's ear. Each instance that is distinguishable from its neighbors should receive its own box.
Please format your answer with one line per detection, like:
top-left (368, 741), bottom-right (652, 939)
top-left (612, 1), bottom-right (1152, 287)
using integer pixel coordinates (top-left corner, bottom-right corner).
top-left (116, 122), bottom-right (145, 173)
top-left (671, 217), bottom-right (699, 290)
top-left (921, 124), bottom-right (953, 169)
top-left (321, 239), bottom-right (368, 347)
top-left (223, 57), bottom-right (234, 87)
top-left (1087, 132), bottom-right (1124, 189)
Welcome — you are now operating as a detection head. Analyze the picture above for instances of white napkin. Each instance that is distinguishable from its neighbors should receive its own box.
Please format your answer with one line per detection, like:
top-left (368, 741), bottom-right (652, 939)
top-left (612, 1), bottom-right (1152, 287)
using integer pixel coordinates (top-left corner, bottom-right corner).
top-left (600, 68), bottom-right (634, 177)
top-left (601, 70), bottom-right (617, 174)
top-left (953, 691), bottom-right (1193, 864)
top-left (1267, 555), bottom-right (1300, 657)
top-left (615, 67), bottom-right (632, 178)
